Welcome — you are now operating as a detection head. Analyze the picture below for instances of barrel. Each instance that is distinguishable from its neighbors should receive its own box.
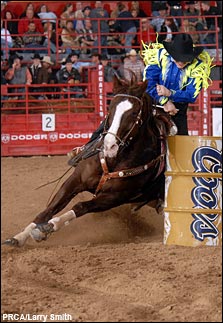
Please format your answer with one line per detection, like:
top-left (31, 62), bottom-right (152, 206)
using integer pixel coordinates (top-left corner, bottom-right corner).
top-left (164, 136), bottom-right (222, 246)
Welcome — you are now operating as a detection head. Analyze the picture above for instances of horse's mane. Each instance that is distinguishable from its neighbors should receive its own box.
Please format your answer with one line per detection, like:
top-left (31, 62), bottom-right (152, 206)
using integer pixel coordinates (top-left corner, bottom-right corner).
top-left (113, 74), bottom-right (171, 139)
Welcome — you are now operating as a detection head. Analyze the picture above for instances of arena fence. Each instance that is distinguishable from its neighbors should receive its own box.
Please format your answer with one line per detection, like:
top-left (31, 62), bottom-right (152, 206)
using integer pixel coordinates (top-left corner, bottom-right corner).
top-left (1, 64), bottom-right (222, 156)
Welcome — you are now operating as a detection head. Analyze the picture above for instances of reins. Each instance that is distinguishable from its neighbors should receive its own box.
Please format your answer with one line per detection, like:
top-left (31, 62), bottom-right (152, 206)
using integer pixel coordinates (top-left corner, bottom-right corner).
top-left (94, 94), bottom-right (168, 196)
top-left (35, 166), bottom-right (73, 206)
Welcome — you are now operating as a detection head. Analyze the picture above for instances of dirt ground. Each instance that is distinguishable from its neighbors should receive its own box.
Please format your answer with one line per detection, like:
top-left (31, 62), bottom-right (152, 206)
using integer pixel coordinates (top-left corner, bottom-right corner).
top-left (1, 156), bottom-right (222, 322)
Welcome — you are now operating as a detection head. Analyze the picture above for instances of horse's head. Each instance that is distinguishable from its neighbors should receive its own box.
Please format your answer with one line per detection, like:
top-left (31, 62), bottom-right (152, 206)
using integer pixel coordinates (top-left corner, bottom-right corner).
top-left (103, 75), bottom-right (150, 158)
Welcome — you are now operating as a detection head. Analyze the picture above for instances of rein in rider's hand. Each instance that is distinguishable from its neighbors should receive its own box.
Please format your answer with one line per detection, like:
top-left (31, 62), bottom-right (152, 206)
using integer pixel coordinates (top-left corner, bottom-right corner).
top-left (163, 101), bottom-right (179, 116)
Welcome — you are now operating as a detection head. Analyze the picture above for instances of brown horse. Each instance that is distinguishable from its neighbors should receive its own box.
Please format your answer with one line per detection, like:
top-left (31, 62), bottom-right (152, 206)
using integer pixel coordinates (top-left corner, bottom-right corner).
top-left (3, 76), bottom-right (172, 247)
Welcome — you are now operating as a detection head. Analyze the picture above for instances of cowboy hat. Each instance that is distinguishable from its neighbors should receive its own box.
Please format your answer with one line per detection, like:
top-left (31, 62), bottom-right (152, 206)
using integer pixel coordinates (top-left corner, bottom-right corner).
top-left (163, 33), bottom-right (203, 62)
top-left (42, 55), bottom-right (54, 65)
top-left (65, 56), bottom-right (73, 64)
top-left (31, 53), bottom-right (43, 60)
top-left (158, 3), bottom-right (168, 11)
top-left (101, 54), bottom-right (109, 61)
top-left (129, 49), bottom-right (137, 56)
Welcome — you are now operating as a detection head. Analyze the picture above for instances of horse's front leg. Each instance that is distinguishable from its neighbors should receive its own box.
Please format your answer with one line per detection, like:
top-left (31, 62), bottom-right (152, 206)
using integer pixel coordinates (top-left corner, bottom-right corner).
top-left (3, 169), bottom-right (86, 247)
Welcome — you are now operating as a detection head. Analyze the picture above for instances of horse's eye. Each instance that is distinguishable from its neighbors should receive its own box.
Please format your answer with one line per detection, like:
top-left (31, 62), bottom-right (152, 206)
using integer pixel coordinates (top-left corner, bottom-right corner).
top-left (132, 111), bottom-right (138, 117)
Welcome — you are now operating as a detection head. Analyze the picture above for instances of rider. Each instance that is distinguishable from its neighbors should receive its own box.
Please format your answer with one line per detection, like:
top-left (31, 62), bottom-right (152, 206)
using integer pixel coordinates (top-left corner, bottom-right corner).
top-left (68, 33), bottom-right (213, 163)
top-left (142, 33), bottom-right (213, 135)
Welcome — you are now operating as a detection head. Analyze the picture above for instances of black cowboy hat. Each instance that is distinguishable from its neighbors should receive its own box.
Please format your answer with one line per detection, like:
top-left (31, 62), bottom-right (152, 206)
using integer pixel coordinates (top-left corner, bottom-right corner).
top-left (65, 56), bottom-right (73, 64)
top-left (31, 53), bottom-right (43, 60)
top-left (82, 6), bottom-right (91, 12)
top-left (101, 54), bottom-right (109, 61)
top-left (8, 52), bottom-right (23, 67)
top-left (90, 52), bottom-right (101, 59)
top-left (163, 33), bottom-right (203, 62)
top-left (158, 3), bottom-right (168, 11)
top-left (69, 50), bottom-right (80, 57)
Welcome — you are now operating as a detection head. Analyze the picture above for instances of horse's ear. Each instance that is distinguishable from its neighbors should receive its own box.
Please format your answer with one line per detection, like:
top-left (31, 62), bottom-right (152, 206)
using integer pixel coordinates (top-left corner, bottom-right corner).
top-left (113, 73), bottom-right (128, 93)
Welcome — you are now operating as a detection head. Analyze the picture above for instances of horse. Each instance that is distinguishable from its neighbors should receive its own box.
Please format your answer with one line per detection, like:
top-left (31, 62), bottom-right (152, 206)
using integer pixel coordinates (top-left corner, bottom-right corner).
top-left (3, 75), bottom-right (172, 247)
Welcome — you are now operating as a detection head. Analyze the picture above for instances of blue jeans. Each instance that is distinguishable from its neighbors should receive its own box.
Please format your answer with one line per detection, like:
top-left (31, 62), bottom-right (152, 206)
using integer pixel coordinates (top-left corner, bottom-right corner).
top-left (125, 26), bottom-right (137, 53)
top-left (1, 39), bottom-right (13, 59)
top-left (93, 35), bottom-right (108, 55)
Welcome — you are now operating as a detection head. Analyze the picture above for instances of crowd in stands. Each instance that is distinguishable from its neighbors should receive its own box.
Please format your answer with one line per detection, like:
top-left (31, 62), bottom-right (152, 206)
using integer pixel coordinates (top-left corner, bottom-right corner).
top-left (1, 1), bottom-right (222, 104)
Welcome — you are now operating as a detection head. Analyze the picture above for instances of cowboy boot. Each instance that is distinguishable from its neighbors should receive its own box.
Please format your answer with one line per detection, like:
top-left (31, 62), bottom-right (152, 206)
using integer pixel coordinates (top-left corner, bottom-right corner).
top-left (67, 145), bottom-right (85, 159)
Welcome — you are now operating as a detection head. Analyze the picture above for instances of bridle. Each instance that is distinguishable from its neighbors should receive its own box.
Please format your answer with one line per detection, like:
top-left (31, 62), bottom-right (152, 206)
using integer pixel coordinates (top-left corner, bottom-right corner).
top-left (102, 94), bottom-right (144, 147)
top-left (94, 93), bottom-right (167, 196)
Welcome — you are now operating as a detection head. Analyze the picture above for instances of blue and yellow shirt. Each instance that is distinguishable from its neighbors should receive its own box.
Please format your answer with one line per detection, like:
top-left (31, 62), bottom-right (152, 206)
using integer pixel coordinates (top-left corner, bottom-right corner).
top-left (141, 42), bottom-right (213, 105)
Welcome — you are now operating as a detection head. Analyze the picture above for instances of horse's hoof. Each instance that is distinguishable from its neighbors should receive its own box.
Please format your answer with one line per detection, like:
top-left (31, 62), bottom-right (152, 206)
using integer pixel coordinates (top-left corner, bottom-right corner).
top-left (29, 223), bottom-right (54, 242)
top-left (30, 228), bottom-right (47, 242)
top-left (2, 238), bottom-right (19, 247)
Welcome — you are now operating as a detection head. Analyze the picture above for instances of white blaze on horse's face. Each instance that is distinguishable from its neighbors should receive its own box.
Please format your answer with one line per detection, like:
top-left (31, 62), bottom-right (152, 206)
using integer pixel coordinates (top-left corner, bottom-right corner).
top-left (104, 100), bottom-right (133, 158)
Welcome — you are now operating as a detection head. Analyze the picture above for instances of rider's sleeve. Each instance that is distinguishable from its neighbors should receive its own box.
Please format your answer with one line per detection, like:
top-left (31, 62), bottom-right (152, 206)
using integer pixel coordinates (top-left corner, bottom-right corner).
top-left (169, 52), bottom-right (213, 103)
top-left (168, 78), bottom-right (200, 103)
top-left (144, 64), bottom-right (168, 105)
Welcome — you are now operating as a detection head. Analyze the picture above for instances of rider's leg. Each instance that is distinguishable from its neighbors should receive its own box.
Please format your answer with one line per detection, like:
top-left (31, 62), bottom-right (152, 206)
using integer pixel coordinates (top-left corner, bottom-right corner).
top-left (68, 119), bottom-right (106, 158)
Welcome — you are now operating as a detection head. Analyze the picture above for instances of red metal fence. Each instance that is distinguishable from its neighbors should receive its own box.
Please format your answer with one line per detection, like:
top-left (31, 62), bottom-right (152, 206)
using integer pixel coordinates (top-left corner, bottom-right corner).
top-left (1, 66), bottom-right (222, 156)
top-left (1, 8), bottom-right (222, 156)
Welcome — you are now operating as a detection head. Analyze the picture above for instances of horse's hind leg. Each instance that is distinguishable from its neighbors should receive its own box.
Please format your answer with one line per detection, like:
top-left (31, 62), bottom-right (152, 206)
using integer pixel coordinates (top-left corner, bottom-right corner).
top-left (47, 191), bottom-right (126, 233)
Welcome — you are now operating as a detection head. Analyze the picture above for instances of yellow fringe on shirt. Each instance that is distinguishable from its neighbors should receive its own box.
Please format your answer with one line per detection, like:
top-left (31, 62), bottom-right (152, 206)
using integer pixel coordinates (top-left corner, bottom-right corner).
top-left (141, 40), bottom-right (214, 98)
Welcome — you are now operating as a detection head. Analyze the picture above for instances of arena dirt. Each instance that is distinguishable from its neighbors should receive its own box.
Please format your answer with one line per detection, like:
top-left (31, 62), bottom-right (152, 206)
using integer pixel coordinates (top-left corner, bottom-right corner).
top-left (1, 156), bottom-right (222, 322)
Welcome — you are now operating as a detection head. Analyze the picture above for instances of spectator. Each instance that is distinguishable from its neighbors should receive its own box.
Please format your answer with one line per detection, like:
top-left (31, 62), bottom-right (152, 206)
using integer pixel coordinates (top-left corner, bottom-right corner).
top-left (42, 22), bottom-right (57, 54)
top-left (181, 1), bottom-right (203, 44)
top-left (60, 3), bottom-right (75, 28)
top-left (67, 50), bottom-right (92, 73)
top-left (18, 7), bottom-right (44, 35)
top-left (37, 4), bottom-right (57, 30)
top-left (19, 2), bottom-right (39, 18)
top-left (1, 0), bottom-right (8, 19)
top-left (130, 1), bottom-right (147, 17)
top-left (101, 55), bottom-right (116, 82)
top-left (28, 53), bottom-right (49, 99)
top-left (116, 54), bottom-right (129, 79)
top-left (73, 9), bottom-right (85, 33)
top-left (78, 19), bottom-right (95, 56)
top-left (82, 5), bottom-right (92, 18)
top-left (113, 2), bottom-right (137, 54)
top-left (151, 1), bottom-right (168, 17)
top-left (90, 52), bottom-right (101, 66)
top-left (57, 56), bottom-right (84, 98)
top-left (139, 18), bottom-right (156, 45)
top-left (130, 8), bottom-right (140, 31)
top-left (158, 17), bottom-right (178, 43)
top-left (107, 19), bottom-right (125, 56)
top-left (41, 55), bottom-right (54, 78)
top-left (74, 1), bottom-right (83, 13)
top-left (1, 18), bottom-right (13, 59)
top-left (123, 49), bottom-right (145, 82)
top-left (5, 53), bottom-right (32, 99)
top-left (89, 1), bottom-right (110, 55)
top-left (41, 55), bottom-right (58, 99)
top-left (3, 10), bottom-right (18, 38)
top-left (22, 21), bottom-right (46, 53)
top-left (61, 20), bottom-right (81, 54)
top-left (200, 1), bottom-right (222, 49)
top-left (167, 1), bottom-right (183, 27)
top-left (151, 3), bottom-right (178, 32)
